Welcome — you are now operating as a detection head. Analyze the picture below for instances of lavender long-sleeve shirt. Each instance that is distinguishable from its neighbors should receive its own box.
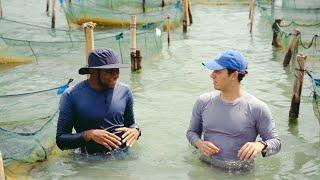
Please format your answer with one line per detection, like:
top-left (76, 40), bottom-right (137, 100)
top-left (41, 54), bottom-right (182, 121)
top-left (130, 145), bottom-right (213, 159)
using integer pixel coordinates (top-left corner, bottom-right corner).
top-left (186, 92), bottom-right (281, 161)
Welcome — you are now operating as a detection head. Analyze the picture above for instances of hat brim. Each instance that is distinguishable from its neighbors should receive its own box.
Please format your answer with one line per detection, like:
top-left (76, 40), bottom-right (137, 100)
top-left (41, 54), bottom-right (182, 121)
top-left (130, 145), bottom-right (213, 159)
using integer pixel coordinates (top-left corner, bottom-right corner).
top-left (79, 63), bottom-right (129, 75)
top-left (202, 60), bottom-right (225, 71)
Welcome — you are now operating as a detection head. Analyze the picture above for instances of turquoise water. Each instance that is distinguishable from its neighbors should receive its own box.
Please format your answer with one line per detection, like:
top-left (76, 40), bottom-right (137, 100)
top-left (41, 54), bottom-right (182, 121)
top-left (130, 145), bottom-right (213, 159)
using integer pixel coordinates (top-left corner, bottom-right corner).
top-left (1, 2), bottom-right (320, 179)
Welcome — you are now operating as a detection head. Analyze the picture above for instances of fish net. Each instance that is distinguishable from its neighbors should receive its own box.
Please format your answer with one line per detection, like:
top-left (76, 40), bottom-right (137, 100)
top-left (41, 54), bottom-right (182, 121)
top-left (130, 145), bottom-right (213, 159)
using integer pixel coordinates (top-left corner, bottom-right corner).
top-left (258, 0), bottom-right (320, 121)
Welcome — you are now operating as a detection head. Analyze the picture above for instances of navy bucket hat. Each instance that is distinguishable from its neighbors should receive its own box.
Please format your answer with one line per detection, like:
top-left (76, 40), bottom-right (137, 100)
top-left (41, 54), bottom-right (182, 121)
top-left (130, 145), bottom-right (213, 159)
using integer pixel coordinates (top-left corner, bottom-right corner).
top-left (202, 50), bottom-right (248, 74)
top-left (79, 48), bottom-right (129, 75)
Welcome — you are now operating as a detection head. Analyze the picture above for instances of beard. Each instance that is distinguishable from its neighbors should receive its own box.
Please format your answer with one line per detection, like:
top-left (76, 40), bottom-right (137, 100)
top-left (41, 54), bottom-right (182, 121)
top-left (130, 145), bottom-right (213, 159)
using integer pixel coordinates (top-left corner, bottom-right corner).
top-left (97, 72), bottom-right (117, 89)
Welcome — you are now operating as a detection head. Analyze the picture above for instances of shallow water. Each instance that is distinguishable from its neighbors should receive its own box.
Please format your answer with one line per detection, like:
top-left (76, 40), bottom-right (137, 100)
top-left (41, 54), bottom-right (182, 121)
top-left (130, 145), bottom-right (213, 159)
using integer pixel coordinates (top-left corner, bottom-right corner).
top-left (1, 2), bottom-right (320, 180)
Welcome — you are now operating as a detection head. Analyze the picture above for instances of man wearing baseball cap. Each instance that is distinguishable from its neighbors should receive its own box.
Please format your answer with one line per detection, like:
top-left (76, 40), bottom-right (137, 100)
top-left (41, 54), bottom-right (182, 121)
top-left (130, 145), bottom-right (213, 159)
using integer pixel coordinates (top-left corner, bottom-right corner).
top-left (186, 50), bottom-right (281, 170)
top-left (56, 48), bottom-right (141, 154)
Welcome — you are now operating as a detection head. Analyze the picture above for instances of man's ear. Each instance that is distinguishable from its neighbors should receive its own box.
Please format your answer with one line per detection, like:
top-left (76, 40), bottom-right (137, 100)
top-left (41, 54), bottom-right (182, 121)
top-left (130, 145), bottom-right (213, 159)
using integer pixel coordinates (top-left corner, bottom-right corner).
top-left (231, 71), bottom-right (239, 81)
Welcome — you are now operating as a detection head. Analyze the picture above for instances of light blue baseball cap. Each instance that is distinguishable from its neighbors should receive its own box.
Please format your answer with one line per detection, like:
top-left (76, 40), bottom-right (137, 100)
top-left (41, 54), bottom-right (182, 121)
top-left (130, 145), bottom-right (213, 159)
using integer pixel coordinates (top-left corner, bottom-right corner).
top-left (202, 50), bottom-right (248, 73)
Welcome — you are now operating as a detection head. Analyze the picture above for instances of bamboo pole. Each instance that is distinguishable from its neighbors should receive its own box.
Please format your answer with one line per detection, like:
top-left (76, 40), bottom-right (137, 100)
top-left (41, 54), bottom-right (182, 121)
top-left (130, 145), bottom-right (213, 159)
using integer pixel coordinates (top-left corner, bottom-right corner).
top-left (142, 0), bottom-right (146, 13)
top-left (167, 15), bottom-right (171, 45)
top-left (130, 16), bottom-right (137, 71)
top-left (0, 152), bottom-right (5, 180)
top-left (82, 22), bottom-right (96, 65)
top-left (188, 0), bottom-right (193, 25)
top-left (283, 29), bottom-right (300, 67)
top-left (272, 19), bottom-right (282, 48)
top-left (289, 54), bottom-right (307, 120)
top-left (51, 0), bottom-right (56, 29)
top-left (183, 0), bottom-right (188, 33)
top-left (130, 16), bottom-right (137, 53)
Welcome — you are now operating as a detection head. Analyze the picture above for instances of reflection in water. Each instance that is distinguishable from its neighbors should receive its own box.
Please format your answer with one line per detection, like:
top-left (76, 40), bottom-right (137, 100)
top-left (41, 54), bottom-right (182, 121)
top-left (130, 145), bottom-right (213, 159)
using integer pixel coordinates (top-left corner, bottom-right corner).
top-left (72, 147), bottom-right (137, 161)
top-left (288, 119), bottom-right (299, 136)
top-left (199, 155), bottom-right (254, 173)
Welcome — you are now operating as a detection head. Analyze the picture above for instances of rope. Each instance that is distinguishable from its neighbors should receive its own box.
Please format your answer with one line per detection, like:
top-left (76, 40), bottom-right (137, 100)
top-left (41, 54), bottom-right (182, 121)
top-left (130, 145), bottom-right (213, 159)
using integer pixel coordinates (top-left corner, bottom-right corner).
top-left (0, 79), bottom-right (73, 98)
top-left (283, 21), bottom-right (320, 27)
top-left (0, 22), bottom-right (161, 44)
top-left (27, 41), bottom-right (38, 63)
top-left (298, 34), bottom-right (319, 49)
top-left (0, 17), bottom-right (71, 32)
top-left (0, 109), bottom-right (58, 136)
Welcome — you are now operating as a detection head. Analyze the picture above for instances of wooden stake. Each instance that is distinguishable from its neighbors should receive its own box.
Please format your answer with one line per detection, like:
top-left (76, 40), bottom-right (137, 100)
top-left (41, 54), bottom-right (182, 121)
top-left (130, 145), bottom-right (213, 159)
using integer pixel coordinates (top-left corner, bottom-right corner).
top-left (142, 0), bottom-right (146, 13)
top-left (161, 0), bottom-right (165, 8)
top-left (0, 152), bottom-right (5, 180)
top-left (248, 0), bottom-right (255, 33)
top-left (136, 49), bottom-right (142, 70)
top-left (51, 0), bottom-right (56, 29)
top-left (188, 0), bottom-right (193, 25)
top-left (248, 0), bottom-right (252, 19)
top-left (0, 0), bottom-right (2, 18)
top-left (183, 0), bottom-right (188, 33)
top-left (283, 29), bottom-right (300, 67)
top-left (131, 52), bottom-right (135, 71)
top-left (167, 15), bottom-right (171, 45)
top-left (272, 19), bottom-right (282, 48)
top-left (46, 0), bottom-right (49, 16)
top-left (0, 1), bottom-right (2, 19)
top-left (82, 22), bottom-right (96, 65)
top-left (289, 54), bottom-right (307, 120)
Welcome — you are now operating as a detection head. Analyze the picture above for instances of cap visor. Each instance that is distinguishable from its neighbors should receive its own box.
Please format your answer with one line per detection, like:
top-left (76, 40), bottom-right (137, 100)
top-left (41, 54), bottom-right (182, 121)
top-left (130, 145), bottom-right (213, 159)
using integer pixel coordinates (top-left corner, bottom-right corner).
top-left (92, 64), bottom-right (129, 69)
top-left (78, 63), bottom-right (129, 75)
top-left (202, 60), bottom-right (224, 70)
top-left (79, 67), bottom-right (89, 75)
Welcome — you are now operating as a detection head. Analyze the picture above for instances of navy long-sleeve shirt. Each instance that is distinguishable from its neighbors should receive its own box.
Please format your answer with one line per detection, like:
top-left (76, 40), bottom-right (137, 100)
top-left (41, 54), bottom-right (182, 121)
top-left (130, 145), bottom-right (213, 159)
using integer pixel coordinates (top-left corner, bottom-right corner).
top-left (56, 80), bottom-right (138, 153)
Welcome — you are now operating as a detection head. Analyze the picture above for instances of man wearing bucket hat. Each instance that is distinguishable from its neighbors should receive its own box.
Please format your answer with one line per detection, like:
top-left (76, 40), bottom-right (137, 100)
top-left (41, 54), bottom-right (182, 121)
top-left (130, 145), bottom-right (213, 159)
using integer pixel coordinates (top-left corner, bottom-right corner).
top-left (186, 50), bottom-right (281, 166)
top-left (56, 48), bottom-right (141, 154)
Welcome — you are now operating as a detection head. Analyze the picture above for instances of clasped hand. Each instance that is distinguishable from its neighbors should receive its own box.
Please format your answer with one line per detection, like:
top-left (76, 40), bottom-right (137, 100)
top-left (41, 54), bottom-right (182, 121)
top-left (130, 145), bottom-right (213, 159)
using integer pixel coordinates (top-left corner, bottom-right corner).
top-left (84, 127), bottom-right (139, 151)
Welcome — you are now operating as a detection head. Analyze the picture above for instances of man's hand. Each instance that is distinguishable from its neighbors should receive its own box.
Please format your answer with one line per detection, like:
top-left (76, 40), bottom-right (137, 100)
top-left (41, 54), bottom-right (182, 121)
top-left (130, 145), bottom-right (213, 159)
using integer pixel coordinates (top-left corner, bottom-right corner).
top-left (84, 129), bottom-right (122, 151)
top-left (195, 140), bottom-right (220, 157)
top-left (115, 127), bottom-right (140, 147)
top-left (237, 142), bottom-right (265, 160)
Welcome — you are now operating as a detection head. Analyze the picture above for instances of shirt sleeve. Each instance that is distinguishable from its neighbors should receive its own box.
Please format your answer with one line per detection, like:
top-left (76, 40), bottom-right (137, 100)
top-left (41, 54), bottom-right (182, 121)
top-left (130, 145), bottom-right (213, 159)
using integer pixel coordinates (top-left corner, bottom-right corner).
top-left (124, 89), bottom-right (138, 129)
top-left (186, 98), bottom-right (204, 147)
top-left (56, 91), bottom-right (86, 150)
top-left (256, 104), bottom-right (281, 157)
